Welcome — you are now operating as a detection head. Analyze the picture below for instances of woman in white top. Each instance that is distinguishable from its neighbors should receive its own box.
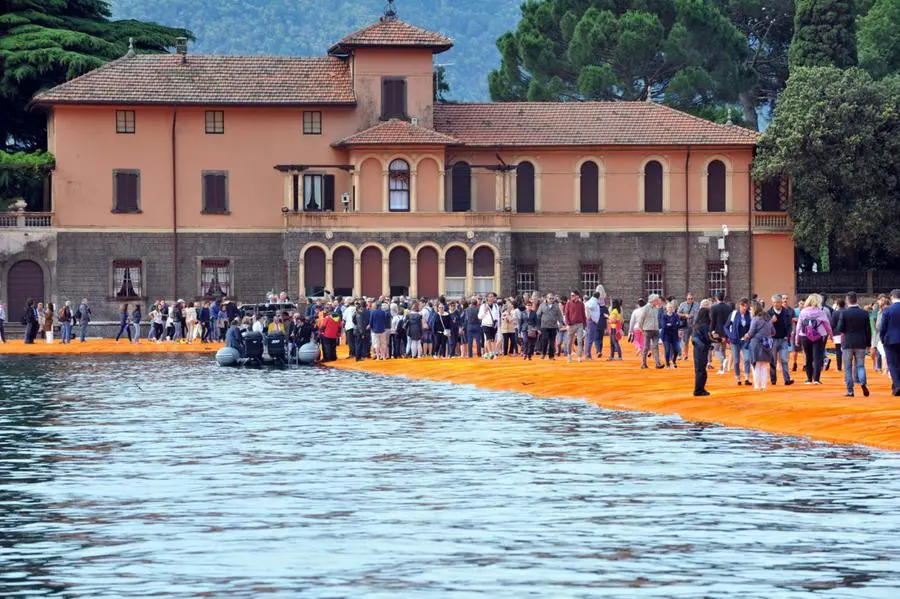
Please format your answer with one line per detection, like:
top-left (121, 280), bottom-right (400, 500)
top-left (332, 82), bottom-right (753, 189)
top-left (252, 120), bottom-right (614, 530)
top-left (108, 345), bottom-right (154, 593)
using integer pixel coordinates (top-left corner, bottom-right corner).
top-left (185, 302), bottom-right (199, 343)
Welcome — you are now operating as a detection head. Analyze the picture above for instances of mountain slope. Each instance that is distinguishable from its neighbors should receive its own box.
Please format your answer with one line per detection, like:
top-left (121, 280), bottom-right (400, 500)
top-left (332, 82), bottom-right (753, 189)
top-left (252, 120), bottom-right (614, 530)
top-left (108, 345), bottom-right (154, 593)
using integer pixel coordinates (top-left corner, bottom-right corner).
top-left (110, 0), bottom-right (521, 101)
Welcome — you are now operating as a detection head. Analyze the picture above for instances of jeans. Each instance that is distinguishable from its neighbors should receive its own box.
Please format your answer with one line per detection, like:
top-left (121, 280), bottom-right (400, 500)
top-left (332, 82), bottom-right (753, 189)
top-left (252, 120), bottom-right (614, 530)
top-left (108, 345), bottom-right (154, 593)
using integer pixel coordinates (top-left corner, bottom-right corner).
top-left (884, 343), bottom-right (900, 395)
top-left (355, 331), bottom-right (370, 360)
top-left (732, 340), bottom-right (751, 379)
top-left (801, 337), bottom-right (826, 382)
top-left (585, 321), bottom-right (605, 358)
top-left (60, 322), bottom-right (72, 343)
top-left (79, 321), bottom-right (89, 342)
top-left (541, 327), bottom-right (558, 358)
top-left (524, 333), bottom-right (538, 358)
top-left (663, 336), bottom-right (679, 365)
top-left (608, 329), bottom-right (622, 358)
top-left (115, 321), bottom-right (131, 341)
top-left (694, 345), bottom-right (710, 394)
top-left (842, 348), bottom-right (867, 393)
top-left (770, 338), bottom-right (793, 383)
top-left (132, 323), bottom-right (141, 342)
top-left (642, 330), bottom-right (661, 367)
top-left (466, 328), bottom-right (483, 357)
top-left (174, 322), bottom-right (183, 341)
top-left (345, 329), bottom-right (356, 358)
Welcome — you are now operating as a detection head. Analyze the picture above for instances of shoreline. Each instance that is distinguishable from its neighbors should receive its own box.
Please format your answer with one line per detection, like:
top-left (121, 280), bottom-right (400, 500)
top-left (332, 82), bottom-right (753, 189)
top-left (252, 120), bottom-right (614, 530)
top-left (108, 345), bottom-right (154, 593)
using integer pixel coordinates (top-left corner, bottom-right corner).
top-left (3, 339), bottom-right (898, 452)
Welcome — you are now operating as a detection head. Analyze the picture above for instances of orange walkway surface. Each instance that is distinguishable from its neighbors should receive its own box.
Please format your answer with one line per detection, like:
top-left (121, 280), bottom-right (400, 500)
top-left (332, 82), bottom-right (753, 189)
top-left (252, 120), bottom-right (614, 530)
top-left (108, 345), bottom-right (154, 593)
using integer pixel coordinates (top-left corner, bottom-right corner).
top-left (0, 339), bottom-right (218, 355)
top-left (329, 347), bottom-right (900, 452)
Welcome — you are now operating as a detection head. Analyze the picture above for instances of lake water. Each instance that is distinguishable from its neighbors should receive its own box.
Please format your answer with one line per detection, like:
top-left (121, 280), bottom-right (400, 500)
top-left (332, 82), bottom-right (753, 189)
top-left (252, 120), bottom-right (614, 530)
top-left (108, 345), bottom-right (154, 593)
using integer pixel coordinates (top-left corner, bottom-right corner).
top-left (1, 354), bottom-right (899, 598)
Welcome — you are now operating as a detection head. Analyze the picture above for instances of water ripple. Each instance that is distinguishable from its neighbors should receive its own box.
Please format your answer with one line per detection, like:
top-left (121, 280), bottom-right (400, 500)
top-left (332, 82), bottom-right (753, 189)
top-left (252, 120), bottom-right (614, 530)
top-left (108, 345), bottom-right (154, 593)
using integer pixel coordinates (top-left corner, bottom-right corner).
top-left (1, 354), bottom-right (899, 598)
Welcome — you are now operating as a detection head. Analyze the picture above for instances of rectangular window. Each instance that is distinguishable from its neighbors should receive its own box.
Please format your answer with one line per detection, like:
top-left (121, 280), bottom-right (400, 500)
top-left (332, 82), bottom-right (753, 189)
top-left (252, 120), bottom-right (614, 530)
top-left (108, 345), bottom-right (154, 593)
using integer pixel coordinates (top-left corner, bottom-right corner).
top-left (116, 110), bottom-right (135, 134)
top-left (580, 262), bottom-right (602, 299)
top-left (200, 259), bottom-right (231, 298)
top-left (112, 170), bottom-right (140, 213)
top-left (113, 259), bottom-right (142, 298)
top-left (202, 171), bottom-right (229, 214)
top-left (706, 261), bottom-right (727, 299)
top-left (204, 110), bottom-right (224, 134)
top-left (516, 267), bottom-right (536, 297)
top-left (303, 111), bottom-right (322, 134)
top-left (381, 78), bottom-right (407, 120)
top-left (643, 262), bottom-right (665, 298)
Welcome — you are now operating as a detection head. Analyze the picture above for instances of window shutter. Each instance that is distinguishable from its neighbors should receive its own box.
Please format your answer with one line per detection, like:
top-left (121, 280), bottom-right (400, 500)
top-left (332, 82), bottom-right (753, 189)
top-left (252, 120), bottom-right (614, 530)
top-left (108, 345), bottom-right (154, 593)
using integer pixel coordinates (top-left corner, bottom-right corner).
top-left (324, 174), bottom-right (335, 211)
top-left (204, 173), bottom-right (227, 213)
top-left (399, 79), bottom-right (407, 117)
top-left (115, 172), bottom-right (138, 211)
top-left (203, 174), bottom-right (215, 212)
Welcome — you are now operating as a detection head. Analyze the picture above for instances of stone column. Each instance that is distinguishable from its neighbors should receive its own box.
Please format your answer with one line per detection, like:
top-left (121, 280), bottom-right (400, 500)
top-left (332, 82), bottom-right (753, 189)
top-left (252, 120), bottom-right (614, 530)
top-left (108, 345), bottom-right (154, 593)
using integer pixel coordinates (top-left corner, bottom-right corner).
top-left (438, 169), bottom-right (446, 212)
top-left (438, 256), bottom-right (446, 296)
top-left (382, 169), bottom-right (389, 212)
top-left (353, 258), bottom-right (362, 297)
top-left (352, 169), bottom-right (361, 212)
top-left (410, 168), bottom-right (418, 212)
top-left (466, 256), bottom-right (474, 297)
top-left (494, 256), bottom-right (502, 296)
top-left (494, 171), bottom-right (503, 212)
top-left (325, 257), bottom-right (334, 295)
top-left (410, 257), bottom-right (418, 298)
top-left (382, 256), bottom-right (390, 298)
top-left (298, 254), bottom-right (305, 298)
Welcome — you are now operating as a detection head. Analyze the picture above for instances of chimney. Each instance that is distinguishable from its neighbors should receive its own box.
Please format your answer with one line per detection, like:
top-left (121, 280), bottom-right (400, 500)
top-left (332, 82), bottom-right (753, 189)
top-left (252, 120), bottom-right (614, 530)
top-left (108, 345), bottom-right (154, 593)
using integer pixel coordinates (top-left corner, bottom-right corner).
top-left (175, 37), bottom-right (188, 55)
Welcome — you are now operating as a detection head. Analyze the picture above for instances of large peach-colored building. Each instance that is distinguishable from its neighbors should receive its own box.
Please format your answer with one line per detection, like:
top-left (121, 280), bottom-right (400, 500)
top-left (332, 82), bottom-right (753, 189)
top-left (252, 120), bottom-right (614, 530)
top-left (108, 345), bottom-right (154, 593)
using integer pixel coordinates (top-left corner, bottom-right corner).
top-left (1, 10), bottom-right (795, 319)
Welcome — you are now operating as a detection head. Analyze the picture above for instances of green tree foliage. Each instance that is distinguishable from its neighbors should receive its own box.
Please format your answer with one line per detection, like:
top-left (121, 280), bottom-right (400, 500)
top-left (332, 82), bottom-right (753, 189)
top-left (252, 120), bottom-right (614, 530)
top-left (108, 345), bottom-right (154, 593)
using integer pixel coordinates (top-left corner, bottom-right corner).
top-left (858, 0), bottom-right (900, 79)
top-left (712, 0), bottom-right (794, 130)
top-left (488, 0), bottom-right (747, 110)
top-left (109, 0), bottom-right (523, 103)
top-left (0, 150), bottom-right (54, 210)
top-left (0, 0), bottom-right (192, 151)
top-left (753, 67), bottom-right (900, 266)
top-left (788, 0), bottom-right (857, 71)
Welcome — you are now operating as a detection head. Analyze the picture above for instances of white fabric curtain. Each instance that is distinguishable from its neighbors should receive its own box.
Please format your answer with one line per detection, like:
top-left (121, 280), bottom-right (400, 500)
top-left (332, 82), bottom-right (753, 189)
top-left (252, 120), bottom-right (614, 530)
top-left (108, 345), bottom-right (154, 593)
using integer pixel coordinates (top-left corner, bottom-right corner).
top-left (304, 175), bottom-right (323, 211)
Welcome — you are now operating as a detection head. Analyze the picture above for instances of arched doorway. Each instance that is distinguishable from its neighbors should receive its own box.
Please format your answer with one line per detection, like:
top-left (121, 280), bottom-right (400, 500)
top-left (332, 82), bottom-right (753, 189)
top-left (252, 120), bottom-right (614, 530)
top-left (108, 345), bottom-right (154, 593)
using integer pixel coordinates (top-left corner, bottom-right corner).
top-left (332, 246), bottom-right (354, 297)
top-left (472, 246), bottom-right (495, 296)
top-left (360, 246), bottom-right (383, 298)
top-left (7, 260), bottom-right (44, 315)
top-left (303, 247), bottom-right (326, 298)
top-left (416, 246), bottom-right (439, 298)
top-left (444, 246), bottom-right (467, 298)
top-left (389, 247), bottom-right (411, 297)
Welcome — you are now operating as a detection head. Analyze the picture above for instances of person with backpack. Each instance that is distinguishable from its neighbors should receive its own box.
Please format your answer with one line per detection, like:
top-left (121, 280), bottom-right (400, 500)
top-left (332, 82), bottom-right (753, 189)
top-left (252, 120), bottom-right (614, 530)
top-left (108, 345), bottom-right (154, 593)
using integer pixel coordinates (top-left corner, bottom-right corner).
top-left (745, 303), bottom-right (776, 390)
top-left (724, 298), bottom-right (753, 386)
top-left (795, 293), bottom-right (833, 385)
top-left (58, 300), bottom-right (73, 344)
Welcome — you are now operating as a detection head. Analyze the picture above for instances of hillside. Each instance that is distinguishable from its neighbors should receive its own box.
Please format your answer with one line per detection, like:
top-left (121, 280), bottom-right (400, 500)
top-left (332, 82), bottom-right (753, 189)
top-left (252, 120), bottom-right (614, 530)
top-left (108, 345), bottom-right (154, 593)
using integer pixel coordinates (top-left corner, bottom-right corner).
top-left (110, 0), bottom-right (522, 101)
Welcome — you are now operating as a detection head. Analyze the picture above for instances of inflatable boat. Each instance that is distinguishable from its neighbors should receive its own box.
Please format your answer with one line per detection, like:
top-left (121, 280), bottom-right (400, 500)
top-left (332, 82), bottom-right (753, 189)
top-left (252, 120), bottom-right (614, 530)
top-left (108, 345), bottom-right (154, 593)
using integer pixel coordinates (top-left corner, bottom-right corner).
top-left (216, 333), bottom-right (319, 367)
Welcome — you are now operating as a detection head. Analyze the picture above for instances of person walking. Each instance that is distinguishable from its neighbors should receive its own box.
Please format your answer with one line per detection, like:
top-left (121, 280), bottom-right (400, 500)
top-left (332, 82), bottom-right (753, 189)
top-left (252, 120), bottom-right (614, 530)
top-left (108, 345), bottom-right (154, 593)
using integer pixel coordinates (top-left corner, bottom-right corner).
top-left (767, 295), bottom-right (795, 387)
top-left (692, 307), bottom-right (716, 396)
top-left (629, 299), bottom-right (647, 358)
top-left (584, 291), bottom-right (608, 360)
top-left (661, 301), bottom-right (681, 368)
top-left (564, 290), bottom-right (587, 363)
top-left (607, 298), bottom-right (623, 360)
top-left (114, 303), bottom-right (131, 342)
top-left (0, 301), bottom-right (7, 343)
top-left (463, 299), bottom-right (483, 358)
top-left (795, 294), bottom-right (833, 385)
top-left (639, 294), bottom-right (663, 369)
top-left (76, 298), bottom-right (91, 342)
top-left (22, 299), bottom-right (38, 344)
top-left (321, 309), bottom-right (342, 362)
top-left (521, 301), bottom-right (539, 360)
top-left (879, 288), bottom-right (900, 396)
top-left (59, 300), bottom-right (73, 344)
top-left (478, 293), bottom-right (501, 359)
top-left (725, 298), bottom-right (753, 386)
top-left (130, 304), bottom-right (142, 344)
top-left (835, 291), bottom-right (872, 397)
top-left (745, 303), bottom-right (775, 390)
top-left (537, 293), bottom-right (564, 360)
top-left (677, 293), bottom-right (699, 361)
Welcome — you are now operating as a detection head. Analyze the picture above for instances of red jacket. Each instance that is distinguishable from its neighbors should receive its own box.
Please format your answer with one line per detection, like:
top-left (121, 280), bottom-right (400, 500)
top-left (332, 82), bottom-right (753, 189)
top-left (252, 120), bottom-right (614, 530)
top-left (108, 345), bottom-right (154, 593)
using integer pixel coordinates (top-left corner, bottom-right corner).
top-left (323, 316), bottom-right (342, 339)
top-left (564, 299), bottom-right (586, 325)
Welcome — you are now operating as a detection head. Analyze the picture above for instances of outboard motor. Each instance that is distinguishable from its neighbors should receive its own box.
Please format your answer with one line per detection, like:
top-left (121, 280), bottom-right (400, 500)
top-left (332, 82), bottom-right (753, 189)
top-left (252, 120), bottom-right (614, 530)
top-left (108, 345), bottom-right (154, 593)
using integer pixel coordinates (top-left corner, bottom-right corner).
top-left (266, 332), bottom-right (287, 364)
top-left (243, 331), bottom-right (264, 365)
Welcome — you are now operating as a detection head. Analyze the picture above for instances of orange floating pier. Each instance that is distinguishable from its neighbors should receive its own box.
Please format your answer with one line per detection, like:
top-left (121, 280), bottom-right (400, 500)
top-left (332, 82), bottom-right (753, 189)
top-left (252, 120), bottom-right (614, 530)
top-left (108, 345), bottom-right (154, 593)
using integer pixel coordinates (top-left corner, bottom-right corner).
top-left (3, 339), bottom-right (898, 451)
top-left (329, 348), bottom-right (900, 452)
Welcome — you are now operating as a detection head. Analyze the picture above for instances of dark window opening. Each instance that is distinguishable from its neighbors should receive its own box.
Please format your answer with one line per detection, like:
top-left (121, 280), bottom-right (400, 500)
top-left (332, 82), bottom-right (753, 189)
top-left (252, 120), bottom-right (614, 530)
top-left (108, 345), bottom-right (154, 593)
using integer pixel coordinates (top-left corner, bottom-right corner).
top-left (113, 170), bottom-right (140, 213)
top-left (516, 161), bottom-right (535, 213)
top-left (644, 161), bottom-right (663, 212)
top-left (451, 162), bottom-right (472, 212)
top-left (202, 172), bottom-right (228, 214)
top-left (381, 78), bottom-right (407, 120)
top-left (580, 161), bottom-right (599, 213)
top-left (707, 160), bottom-right (726, 212)
top-left (113, 259), bottom-right (142, 298)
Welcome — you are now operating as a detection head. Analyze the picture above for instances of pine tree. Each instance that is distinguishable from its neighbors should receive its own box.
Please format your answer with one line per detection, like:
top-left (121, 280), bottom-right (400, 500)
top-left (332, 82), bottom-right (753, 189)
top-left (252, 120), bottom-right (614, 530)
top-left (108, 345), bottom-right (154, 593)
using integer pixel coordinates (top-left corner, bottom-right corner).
top-left (788, 0), bottom-right (857, 71)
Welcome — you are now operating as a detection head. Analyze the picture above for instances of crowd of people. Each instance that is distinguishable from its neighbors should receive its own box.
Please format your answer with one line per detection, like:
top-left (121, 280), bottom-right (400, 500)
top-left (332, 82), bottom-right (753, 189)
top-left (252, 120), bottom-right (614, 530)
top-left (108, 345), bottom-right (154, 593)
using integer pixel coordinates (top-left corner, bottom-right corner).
top-left (4, 286), bottom-right (899, 398)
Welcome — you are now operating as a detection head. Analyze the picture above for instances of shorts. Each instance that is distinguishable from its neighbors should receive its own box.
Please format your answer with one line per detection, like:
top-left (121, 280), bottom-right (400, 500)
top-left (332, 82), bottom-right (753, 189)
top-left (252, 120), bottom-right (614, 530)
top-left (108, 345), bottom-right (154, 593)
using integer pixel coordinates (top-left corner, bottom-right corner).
top-left (481, 326), bottom-right (497, 341)
top-left (422, 330), bottom-right (433, 344)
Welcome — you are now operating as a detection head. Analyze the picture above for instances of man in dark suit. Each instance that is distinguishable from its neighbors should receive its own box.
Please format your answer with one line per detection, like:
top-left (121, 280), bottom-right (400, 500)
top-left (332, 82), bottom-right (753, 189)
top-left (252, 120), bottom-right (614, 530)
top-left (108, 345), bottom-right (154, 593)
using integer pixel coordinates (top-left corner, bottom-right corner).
top-left (880, 288), bottom-right (900, 396)
top-left (835, 291), bottom-right (872, 397)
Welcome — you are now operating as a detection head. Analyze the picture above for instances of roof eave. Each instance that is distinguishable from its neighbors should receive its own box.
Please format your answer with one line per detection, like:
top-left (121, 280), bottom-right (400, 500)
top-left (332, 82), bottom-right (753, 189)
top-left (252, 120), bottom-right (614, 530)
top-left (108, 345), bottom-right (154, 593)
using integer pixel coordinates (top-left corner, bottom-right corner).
top-left (328, 42), bottom-right (452, 55)
top-left (31, 99), bottom-right (358, 108)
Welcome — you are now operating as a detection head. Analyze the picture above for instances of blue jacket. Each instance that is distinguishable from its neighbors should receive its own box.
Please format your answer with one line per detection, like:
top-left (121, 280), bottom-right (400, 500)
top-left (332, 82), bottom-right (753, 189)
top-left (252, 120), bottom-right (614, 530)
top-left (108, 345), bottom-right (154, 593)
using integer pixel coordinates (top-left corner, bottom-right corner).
top-left (370, 309), bottom-right (389, 334)
top-left (131, 307), bottom-right (141, 324)
top-left (881, 301), bottom-right (900, 346)
top-left (661, 312), bottom-right (680, 340)
top-left (724, 308), bottom-right (752, 343)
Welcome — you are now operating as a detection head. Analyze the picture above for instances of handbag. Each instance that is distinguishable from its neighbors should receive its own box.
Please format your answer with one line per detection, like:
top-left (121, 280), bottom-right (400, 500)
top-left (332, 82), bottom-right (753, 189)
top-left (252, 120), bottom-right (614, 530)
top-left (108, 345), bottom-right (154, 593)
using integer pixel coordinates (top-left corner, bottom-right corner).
top-left (45, 331), bottom-right (54, 343)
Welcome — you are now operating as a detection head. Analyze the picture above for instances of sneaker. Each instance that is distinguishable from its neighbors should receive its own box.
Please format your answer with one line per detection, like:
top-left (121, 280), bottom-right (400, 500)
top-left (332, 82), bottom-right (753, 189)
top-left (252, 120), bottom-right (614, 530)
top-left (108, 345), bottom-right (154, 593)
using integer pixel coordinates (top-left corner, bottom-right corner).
top-left (717, 369), bottom-right (725, 375)
top-left (693, 390), bottom-right (711, 397)
top-left (744, 380), bottom-right (751, 386)
top-left (785, 380), bottom-right (794, 386)
top-left (792, 363), bottom-right (798, 372)
top-left (673, 363), bottom-right (678, 369)
top-left (862, 384), bottom-right (870, 397)
top-left (641, 364), bottom-right (648, 369)
top-left (845, 392), bottom-right (855, 397)
top-left (814, 381), bottom-right (822, 385)
top-left (804, 381), bottom-right (812, 385)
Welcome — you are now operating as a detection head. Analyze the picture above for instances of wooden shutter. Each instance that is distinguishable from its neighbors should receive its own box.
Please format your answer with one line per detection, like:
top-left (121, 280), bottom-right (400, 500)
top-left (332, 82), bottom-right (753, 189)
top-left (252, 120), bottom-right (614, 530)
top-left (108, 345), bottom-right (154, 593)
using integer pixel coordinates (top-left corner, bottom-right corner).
top-left (644, 161), bottom-right (663, 212)
top-left (204, 173), bottom-right (227, 213)
top-left (115, 171), bottom-right (138, 212)
top-left (516, 162), bottom-right (535, 213)
top-left (707, 160), bottom-right (726, 212)
top-left (324, 174), bottom-right (335, 211)
top-left (382, 79), bottom-right (406, 119)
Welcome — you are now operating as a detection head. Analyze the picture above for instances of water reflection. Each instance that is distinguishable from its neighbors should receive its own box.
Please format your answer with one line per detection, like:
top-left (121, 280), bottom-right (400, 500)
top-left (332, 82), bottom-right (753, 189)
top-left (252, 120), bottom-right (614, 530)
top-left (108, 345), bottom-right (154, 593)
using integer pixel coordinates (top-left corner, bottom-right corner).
top-left (1, 354), bottom-right (899, 598)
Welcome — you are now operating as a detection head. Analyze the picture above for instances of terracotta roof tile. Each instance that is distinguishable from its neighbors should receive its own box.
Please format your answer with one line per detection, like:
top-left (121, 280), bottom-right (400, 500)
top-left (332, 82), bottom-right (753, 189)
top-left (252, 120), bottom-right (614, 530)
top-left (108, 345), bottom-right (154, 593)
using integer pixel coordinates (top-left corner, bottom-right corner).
top-left (33, 54), bottom-right (355, 106)
top-left (335, 119), bottom-right (459, 146)
top-left (433, 102), bottom-right (760, 147)
top-left (329, 17), bottom-right (452, 54)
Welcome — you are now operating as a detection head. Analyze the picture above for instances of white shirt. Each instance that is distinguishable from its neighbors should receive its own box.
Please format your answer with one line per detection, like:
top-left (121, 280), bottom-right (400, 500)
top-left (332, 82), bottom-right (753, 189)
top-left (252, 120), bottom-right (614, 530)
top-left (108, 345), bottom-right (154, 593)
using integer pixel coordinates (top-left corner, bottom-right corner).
top-left (584, 296), bottom-right (600, 323)
top-left (252, 320), bottom-right (265, 334)
top-left (343, 305), bottom-right (357, 330)
top-left (478, 302), bottom-right (500, 327)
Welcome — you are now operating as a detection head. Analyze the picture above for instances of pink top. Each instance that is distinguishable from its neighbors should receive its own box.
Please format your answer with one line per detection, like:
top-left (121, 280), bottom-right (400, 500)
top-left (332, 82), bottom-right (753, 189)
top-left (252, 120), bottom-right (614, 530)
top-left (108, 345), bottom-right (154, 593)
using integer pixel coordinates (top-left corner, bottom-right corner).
top-left (794, 306), bottom-right (833, 344)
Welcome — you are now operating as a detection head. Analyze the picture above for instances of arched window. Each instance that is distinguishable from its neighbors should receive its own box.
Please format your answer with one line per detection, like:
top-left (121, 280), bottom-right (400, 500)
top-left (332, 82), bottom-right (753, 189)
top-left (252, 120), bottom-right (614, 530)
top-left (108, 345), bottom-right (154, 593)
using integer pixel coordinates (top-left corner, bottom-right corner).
top-left (644, 160), bottom-right (663, 213)
top-left (451, 162), bottom-right (471, 212)
top-left (388, 159), bottom-right (410, 212)
top-left (516, 161), bottom-right (535, 213)
top-left (580, 161), bottom-right (599, 213)
top-left (707, 160), bottom-right (726, 212)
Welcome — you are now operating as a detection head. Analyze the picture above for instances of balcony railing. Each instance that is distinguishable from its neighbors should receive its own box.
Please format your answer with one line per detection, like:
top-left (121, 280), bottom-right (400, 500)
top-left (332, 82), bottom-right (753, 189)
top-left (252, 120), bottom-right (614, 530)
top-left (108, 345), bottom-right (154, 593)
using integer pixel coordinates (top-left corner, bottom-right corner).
top-left (0, 212), bottom-right (55, 228)
top-left (753, 212), bottom-right (791, 232)
top-left (285, 211), bottom-right (512, 230)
